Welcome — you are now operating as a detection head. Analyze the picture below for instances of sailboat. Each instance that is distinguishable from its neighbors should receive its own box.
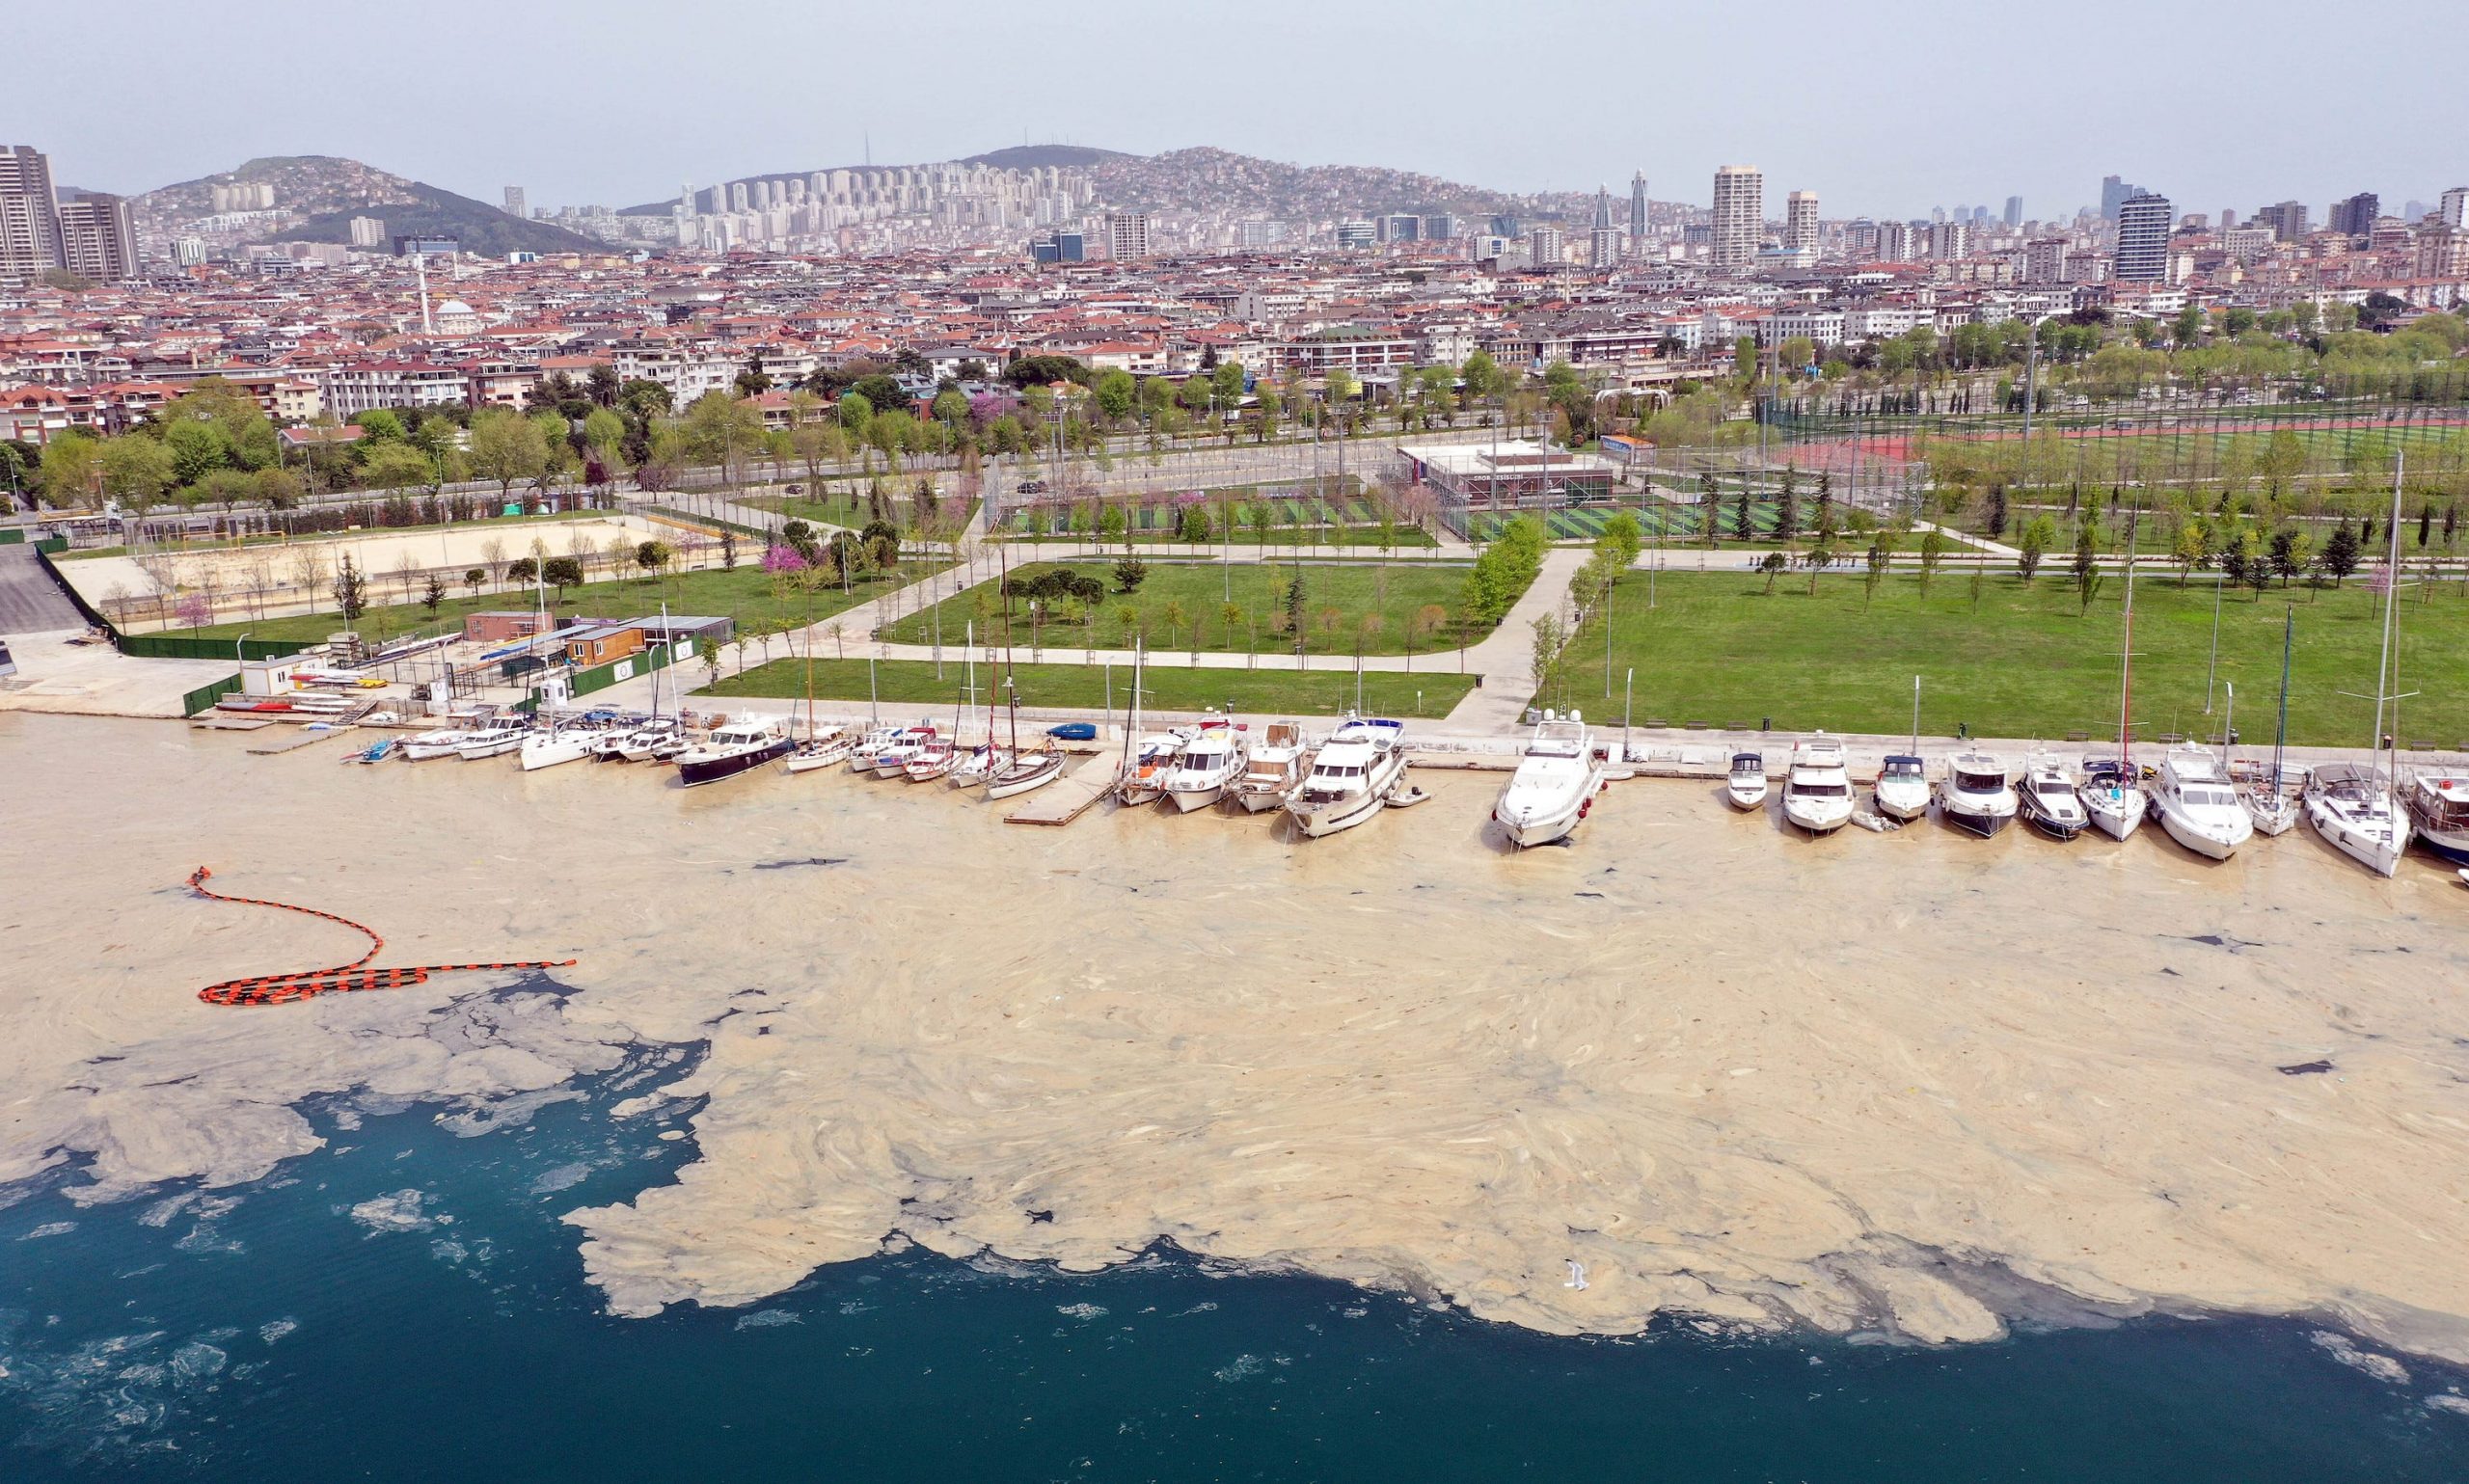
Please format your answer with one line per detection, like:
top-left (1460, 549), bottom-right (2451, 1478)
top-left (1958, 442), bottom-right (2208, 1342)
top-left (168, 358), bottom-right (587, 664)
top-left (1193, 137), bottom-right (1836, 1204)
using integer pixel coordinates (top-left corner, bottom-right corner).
top-left (2241, 611), bottom-right (2300, 835)
top-left (784, 600), bottom-right (852, 772)
top-left (2082, 511), bottom-right (2148, 841)
top-left (986, 544), bottom-right (1063, 800)
top-left (2303, 453), bottom-right (2413, 877)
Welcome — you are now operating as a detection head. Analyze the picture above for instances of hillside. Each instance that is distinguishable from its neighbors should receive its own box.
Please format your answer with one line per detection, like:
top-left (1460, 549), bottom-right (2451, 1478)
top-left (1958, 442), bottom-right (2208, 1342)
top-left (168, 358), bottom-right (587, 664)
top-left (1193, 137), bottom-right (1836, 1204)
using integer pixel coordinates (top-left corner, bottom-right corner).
top-left (133, 155), bottom-right (600, 256)
top-left (963, 145), bottom-right (1134, 172)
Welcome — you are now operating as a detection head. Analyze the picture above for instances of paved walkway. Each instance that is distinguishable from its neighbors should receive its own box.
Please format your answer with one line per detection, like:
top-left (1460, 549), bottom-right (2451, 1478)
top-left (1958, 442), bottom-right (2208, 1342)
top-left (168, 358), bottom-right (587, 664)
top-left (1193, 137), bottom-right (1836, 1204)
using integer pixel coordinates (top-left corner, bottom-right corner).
top-left (0, 547), bottom-right (88, 635)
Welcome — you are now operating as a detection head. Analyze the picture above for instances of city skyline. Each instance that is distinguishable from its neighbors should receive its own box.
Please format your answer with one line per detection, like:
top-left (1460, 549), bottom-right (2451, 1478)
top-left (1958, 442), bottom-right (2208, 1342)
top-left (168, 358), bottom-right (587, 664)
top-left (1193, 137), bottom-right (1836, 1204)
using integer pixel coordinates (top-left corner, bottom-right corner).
top-left (11, 0), bottom-right (2455, 222)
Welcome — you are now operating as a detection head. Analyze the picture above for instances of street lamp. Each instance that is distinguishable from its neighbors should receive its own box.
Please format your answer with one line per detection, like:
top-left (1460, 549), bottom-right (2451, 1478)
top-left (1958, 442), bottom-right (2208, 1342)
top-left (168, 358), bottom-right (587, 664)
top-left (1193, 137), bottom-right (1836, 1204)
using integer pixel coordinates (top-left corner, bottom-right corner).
top-left (235, 630), bottom-right (254, 665)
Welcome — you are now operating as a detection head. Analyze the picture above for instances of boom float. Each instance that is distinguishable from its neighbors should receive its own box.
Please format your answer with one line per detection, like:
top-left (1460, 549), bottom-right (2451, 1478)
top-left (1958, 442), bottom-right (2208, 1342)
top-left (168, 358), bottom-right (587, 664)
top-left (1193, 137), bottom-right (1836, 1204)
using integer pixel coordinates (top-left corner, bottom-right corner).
top-left (186, 866), bottom-right (577, 1007)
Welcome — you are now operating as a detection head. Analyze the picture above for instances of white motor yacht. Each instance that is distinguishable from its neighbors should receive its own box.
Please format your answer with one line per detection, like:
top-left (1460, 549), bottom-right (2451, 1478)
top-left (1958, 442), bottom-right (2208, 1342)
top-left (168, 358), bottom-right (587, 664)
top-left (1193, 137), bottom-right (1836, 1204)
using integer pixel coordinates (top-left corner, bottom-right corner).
top-left (870, 724), bottom-right (938, 779)
top-left (2016, 749), bottom-right (2088, 840)
top-left (1936, 749), bottom-right (2018, 838)
top-left (1230, 722), bottom-right (1305, 812)
top-left (1286, 717), bottom-right (1408, 838)
top-left (1724, 751), bottom-right (1768, 811)
top-left (2303, 763), bottom-right (2408, 877)
top-left (676, 718), bottom-right (795, 788)
top-left (2402, 770), bottom-right (2469, 867)
top-left (1161, 721), bottom-right (1247, 813)
top-left (2079, 757), bottom-right (2147, 840)
top-left (2151, 743), bottom-right (2252, 860)
top-left (1494, 715), bottom-right (1605, 848)
top-left (1781, 734), bottom-right (1855, 834)
top-left (1118, 727), bottom-right (1198, 806)
top-left (846, 724), bottom-right (902, 772)
top-left (400, 728), bottom-right (475, 761)
top-left (904, 735), bottom-right (959, 782)
top-left (1873, 754), bottom-right (1930, 821)
top-left (615, 718), bottom-right (685, 762)
top-left (947, 743), bottom-right (1011, 789)
top-left (456, 722), bottom-right (529, 761)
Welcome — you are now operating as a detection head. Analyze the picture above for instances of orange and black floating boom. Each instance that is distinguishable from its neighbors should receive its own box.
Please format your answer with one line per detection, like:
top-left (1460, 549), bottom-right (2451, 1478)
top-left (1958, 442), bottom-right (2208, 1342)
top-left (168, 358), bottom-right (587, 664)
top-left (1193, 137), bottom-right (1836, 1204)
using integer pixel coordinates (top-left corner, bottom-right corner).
top-left (186, 866), bottom-right (576, 1007)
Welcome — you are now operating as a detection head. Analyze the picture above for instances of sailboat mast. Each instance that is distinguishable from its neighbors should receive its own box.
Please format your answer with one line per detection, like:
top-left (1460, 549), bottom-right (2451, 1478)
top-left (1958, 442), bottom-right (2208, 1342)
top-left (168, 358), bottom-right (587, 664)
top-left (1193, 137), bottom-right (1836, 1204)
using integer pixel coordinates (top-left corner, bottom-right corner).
top-left (2372, 452), bottom-right (2403, 757)
top-left (2272, 608), bottom-right (2291, 789)
top-left (997, 540), bottom-right (1018, 753)
top-left (2118, 511), bottom-right (2136, 768)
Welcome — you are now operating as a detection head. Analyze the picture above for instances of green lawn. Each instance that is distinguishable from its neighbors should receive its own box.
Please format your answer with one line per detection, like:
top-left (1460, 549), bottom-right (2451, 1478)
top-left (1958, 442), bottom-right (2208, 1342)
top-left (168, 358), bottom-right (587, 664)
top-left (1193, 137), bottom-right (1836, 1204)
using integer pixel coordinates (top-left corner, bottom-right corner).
top-left (1535, 568), bottom-right (2469, 748)
top-left (703, 656), bottom-right (1478, 717)
top-left (879, 559), bottom-right (1494, 658)
top-left (1005, 526), bottom-right (1439, 549)
top-left (188, 560), bottom-right (949, 647)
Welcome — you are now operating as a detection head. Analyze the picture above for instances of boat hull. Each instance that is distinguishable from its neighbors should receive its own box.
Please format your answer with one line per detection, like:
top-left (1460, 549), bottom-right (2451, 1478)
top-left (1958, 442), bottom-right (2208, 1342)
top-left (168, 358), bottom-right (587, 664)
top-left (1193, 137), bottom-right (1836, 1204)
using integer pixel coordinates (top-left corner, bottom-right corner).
top-left (1166, 783), bottom-right (1225, 813)
top-left (1231, 784), bottom-right (1290, 813)
top-left (2413, 829), bottom-right (2469, 866)
top-left (1725, 783), bottom-right (1768, 811)
top-left (2019, 799), bottom-right (2086, 840)
top-left (1783, 801), bottom-right (1852, 834)
top-left (2157, 807), bottom-right (2242, 860)
top-left (678, 737), bottom-right (795, 787)
top-left (1290, 790), bottom-right (1387, 837)
top-left (2305, 800), bottom-right (2403, 877)
top-left (1500, 793), bottom-right (1589, 848)
top-left (986, 757), bottom-right (1063, 799)
top-left (520, 737), bottom-right (592, 771)
top-left (1941, 804), bottom-right (2013, 838)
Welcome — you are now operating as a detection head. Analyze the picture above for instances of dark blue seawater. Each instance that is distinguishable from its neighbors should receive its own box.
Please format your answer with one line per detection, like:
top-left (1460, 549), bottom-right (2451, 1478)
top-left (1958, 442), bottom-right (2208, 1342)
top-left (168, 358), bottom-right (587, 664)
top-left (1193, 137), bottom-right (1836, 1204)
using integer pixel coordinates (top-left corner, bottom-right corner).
top-left (6, 1051), bottom-right (2466, 1482)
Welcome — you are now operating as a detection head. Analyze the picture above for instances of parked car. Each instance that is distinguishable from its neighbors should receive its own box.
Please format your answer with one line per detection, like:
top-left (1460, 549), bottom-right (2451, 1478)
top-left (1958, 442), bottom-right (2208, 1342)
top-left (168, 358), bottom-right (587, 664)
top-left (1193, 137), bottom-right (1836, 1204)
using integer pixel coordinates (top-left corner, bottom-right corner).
top-left (1045, 721), bottom-right (1097, 742)
top-left (1017, 478), bottom-right (1047, 495)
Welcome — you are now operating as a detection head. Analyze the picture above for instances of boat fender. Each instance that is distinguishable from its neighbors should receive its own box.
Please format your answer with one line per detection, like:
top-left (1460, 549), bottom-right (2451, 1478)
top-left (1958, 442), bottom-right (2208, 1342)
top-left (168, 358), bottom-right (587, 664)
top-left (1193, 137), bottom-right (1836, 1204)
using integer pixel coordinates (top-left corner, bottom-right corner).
top-left (1578, 796), bottom-right (1592, 819)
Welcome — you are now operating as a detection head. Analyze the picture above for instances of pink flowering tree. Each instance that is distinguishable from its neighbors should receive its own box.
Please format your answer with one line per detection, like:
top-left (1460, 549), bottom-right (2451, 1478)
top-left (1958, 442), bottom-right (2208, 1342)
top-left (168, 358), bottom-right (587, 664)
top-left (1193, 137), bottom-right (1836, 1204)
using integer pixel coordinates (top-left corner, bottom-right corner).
top-left (176, 592), bottom-right (214, 629)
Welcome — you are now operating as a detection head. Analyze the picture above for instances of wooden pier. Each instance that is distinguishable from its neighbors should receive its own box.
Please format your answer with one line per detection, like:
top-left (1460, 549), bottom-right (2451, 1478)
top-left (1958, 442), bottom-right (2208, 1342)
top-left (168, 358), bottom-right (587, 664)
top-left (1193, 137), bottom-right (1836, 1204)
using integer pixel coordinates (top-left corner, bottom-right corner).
top-left (1005, 755), bottom-right (1122, 826)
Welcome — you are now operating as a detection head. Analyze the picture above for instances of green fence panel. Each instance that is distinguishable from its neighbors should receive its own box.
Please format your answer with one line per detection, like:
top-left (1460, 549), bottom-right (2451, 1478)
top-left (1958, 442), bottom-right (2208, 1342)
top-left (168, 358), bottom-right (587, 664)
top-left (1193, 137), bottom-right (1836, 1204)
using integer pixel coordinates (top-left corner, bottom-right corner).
top-left (565, 638), bottom-right (680, 698)
top-left (33, 536), bottom-right (66, 554)
top-left (119, 634), bottom-right (302, 661)
top-left (0, 528), bottom-right (21, 545)
top-left (181, 674), bottom-right (244, 716)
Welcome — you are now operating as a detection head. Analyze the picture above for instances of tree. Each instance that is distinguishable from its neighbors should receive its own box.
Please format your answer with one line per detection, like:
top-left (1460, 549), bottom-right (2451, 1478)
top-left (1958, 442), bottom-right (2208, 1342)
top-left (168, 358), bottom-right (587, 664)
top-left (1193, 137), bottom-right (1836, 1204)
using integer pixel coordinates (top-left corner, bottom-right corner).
top-left (1093, 369), bottom-right (1137, 424)
top-left (1179, 503), bottom-right (1211, 543)
top-left (2016, 516), bottom-right (2051, 581)
top-left (2170, 519), bottom-right (2209, 585)
top-left (421, 574), bottom-right (448, 616)
top-left (502, 555), bottom-right (539, 586)
top-left (332, 554), bottom-right (368, 624)
top-left (2073, 521), bottom-right (2103, 613)
top-left (97, 436), bottom-right (175, 506)
top-left (542, 555), bottom-right (584, 594)
top-left (636, 539), bottom-right (676, 583)
top-left (33, 432), bottom-right (99, 507)
top-left (836, 391), bottom-right (874, 433)
top-left (1731, 492), bottom-right (1752, 541)
top-left (359, 441), bottom-right (436, 494)
top-left (1161, 599), bottom-right (1189, 649)
top-left (1407, 603), bottom-right (1447, 666)
top-left (1773, 471), bottom-right (1800, 542)
top-left (1113, 554), bottom-right (1148, 594)
top-left (1917, 527), bottom-right (1949, 594)
top-left (164, 418), bottom-right (231, 487)
top-left (1983, 485), bottom-right (2009, 539)
top-left (1760, 549), bottom-right (1788, 594)
top-left (468, 408), bottom-right (551, 504)
top-left (2320, 520), bottom-right (2362, 586)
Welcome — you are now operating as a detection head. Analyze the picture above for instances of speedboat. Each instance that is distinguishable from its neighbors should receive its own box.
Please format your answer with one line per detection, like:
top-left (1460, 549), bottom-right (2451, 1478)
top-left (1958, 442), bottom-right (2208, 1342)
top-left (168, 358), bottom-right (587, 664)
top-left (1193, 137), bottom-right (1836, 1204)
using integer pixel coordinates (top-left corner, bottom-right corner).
top-left (1780, 734), bottom-right (1854, 834)
top-left (1118, 727), bottom-right (1198, 806)
top-left (1936, 749), bottom-right (2017, 838)
top-left (1161, 721), bottom-right (1247, 812)
top-left (2016, 749), bottom-right (2087, 840)
top-left (2402, 770), bottom-right (2469, 865)
top-left (1724, 751), bottom-right (1768, 811)
top-left (2079, 757), bottom-right (2147, 840)
top-left (2242, 763), bottom-right (2304, 837)
top-left (1286, 717), bottom-right (1408, 838)
top-left (520, 727), bottom-right (595, 771)
top-left (2151, 743), bottom-right (2252, 860)
top-left (1230, 722), bottom-right (1305, 811)
top-left (1873, 754), bottom-right (1929, 821)
top-left (1494, 715), bottom-right (1605, 848)
top-left (588, 724), bottom-right (640, 761)
top-left (784, 728), bottom-right (855, 774)
top-left (2303, 763), bottom-right (2408, 877)
top-left (401, 728), bottom-right (475, 761)
top-left (457, 722), bottom-right (530, 762)
top-left (616, 719), bottom-right (686, 762)
top-left (676, 718), bottom-right (795, 787)
top-left (986, 748), bottom-right (1065, 799)
top-left (904, 735), bottom-right (958, 782)
top-left (869, 723), bottom-right (938, 779)
top-left (947, 743), bottom-right (1011, 789)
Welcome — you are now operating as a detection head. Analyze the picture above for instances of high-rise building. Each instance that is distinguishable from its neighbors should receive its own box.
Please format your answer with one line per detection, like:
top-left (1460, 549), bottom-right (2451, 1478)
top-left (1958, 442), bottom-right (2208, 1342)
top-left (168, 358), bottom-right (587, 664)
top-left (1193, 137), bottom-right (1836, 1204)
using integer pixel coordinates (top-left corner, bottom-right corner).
top-left (1379, 212), bottom-right (1421, 243)
top-left (1489, 213), bottom-right (1523, 240)
top-left (1710, 164), bottom-right (1762, 268)
top-left (1628, 171), bottom-right (1649, 255)
top-left (1879, 221), bottom-right (1915, 262)
top-left (1588, 185), bottom-right (1620, 268)
top-left (1102, 211), bottom-right (1151, 258)
top-left (2003, 195), bottom-right (2024, 228)
top-left (1528, 225), bottom-right (1565, 265)
top-left (0, 144), bottom-right (63, 284)
top-left (727, 180), bottom-right (750, 213)
top-left (2254, 200), bottom-right (2309, 241)
top-left (2443, 188), bottom-right (2469, 229)
top-left (2024, 237), bottom-right (2069, 283)
top-left (348, 216), bottom-right (387, 248)
top-left (1421, 213), bottom-right (1456, 241)
top-left (1784, 190), bottom-right (1818, 256)
top-left (2329, 191), bottom-right (2379, 238)
top-left (1926, 221), bottom-right (1969, 260)
top-left (56, 193), bottom-right (137, 281)
top-left (1335, 219), bottom-right (1375, 250)
top-left (2113, 192), bottom-right (2173, 281)
top-left (502, 186), bottom-right (526, 218)
top-left (2100, 175), bottom-right (2143, 221)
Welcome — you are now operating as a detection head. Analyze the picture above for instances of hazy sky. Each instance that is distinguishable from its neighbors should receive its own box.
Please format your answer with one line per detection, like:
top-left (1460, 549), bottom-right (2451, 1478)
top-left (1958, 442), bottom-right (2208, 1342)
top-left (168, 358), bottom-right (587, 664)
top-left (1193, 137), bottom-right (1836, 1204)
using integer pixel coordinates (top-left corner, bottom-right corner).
top-left (17, 0), bottom-right (2456, 219)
